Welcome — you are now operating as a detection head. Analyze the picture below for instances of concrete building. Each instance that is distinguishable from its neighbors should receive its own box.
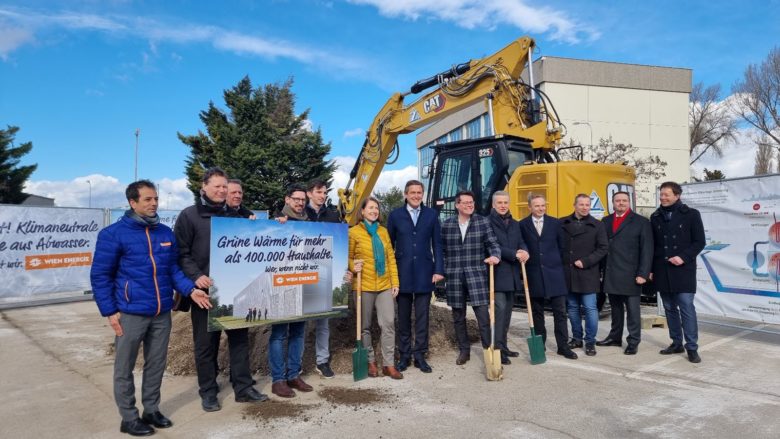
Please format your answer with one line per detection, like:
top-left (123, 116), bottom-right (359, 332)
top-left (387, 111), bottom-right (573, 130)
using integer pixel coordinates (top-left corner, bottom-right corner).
top-left (416, 56), bottom-right (692, 212)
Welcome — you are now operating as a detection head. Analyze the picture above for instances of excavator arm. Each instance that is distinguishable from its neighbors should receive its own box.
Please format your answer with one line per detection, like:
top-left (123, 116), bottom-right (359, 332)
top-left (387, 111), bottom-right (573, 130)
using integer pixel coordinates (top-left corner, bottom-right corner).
top-left (338, 36), bottom-right (562, 225)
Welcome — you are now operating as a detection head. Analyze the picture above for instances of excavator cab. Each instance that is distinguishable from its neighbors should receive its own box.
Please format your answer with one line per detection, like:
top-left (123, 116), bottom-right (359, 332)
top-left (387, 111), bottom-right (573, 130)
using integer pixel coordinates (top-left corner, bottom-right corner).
top-left (427, 135), bottom-right (534, 220)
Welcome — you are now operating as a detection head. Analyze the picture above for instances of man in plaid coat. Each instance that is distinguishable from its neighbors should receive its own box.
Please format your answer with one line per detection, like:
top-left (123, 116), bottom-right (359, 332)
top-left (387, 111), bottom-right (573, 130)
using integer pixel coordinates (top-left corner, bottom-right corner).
top-left (441, 191), bottom-right (501, 365)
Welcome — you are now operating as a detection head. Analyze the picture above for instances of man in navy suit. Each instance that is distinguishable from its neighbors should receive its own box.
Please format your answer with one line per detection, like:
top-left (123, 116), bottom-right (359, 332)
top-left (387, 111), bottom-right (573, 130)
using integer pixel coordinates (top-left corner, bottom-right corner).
top-left (519, 194), bottom-right (578, 359)
top-left (387, 180), bottom-right (444, 373)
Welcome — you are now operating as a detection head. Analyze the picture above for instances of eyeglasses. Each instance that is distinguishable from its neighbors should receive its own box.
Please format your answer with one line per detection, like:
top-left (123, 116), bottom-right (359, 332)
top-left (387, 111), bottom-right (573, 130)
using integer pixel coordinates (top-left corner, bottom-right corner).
top-left (457, 201), bottom-right (475, 206)
top-left (289, 197), bottom-right (306, 203)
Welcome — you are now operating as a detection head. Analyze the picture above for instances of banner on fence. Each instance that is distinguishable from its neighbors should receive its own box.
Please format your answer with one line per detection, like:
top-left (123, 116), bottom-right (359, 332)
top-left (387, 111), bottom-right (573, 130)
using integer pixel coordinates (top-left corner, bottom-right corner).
top-left (0, 206), bottom-right (103, 298)
top-left (206, 217), bottom-right (348, 331)
top-left (682, 174), bottom-right (780, 324)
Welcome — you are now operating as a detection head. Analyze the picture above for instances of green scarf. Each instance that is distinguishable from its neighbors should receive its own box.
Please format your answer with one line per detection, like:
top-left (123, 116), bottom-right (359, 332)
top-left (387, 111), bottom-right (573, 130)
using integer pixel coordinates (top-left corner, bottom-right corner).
top-left (363, 220), bottom-right (386, 277)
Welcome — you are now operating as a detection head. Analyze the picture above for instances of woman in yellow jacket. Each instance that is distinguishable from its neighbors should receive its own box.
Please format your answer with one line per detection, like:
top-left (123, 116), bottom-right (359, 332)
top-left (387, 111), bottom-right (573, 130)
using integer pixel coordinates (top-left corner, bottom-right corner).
top-left (349, 196), bottom-right (402, 379)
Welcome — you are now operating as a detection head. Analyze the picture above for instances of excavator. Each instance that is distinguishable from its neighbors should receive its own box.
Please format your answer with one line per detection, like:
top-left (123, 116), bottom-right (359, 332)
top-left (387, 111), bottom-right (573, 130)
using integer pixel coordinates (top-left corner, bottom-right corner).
top-left (338, 36), bottom-right (636, 225)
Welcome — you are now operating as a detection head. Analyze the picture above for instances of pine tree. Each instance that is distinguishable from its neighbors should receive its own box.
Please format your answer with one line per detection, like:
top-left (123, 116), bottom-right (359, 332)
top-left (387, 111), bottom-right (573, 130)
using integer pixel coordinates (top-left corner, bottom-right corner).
top-left (178, 77), bottom-right (335, 213)
top-left (0, 126), bottom-right (37, 204)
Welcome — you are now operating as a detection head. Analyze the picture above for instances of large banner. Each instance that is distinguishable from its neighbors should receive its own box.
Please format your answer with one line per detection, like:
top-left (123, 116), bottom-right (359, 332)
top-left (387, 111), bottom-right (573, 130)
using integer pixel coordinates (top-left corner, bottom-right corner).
top-left (682, 174), bottom-right (780, 324)
top-left (0, 206), bottom-right (103, 298)
top-left (207, 217), bottom-right (348, 331)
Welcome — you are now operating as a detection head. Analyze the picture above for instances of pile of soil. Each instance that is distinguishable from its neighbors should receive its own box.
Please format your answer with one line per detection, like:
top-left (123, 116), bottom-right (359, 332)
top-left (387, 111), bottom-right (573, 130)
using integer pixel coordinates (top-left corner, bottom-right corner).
top-left (165, 302), bottom-right (479, 376)
top-left (242, 400), bottom-right (319, 424)
top-left (318, 386), bottom-right (390, 406)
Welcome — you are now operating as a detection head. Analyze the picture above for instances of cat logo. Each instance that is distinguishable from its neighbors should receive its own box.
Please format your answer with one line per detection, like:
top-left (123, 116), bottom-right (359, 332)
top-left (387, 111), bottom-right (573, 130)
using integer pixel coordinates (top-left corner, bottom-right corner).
top-left (409, 109), bottom-right (421, 123)
top-left (423, 93), bottom-right (446, 114)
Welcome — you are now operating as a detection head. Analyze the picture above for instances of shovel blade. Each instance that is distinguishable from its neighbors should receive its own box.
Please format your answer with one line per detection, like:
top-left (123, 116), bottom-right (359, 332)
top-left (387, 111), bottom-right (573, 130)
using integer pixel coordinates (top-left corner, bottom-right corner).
top-left (483, 346), bottom-right (503, 381)
top-left (526, 328), bottom-right (547, 365)
top-left (352, 341), bottom-right (369, 381)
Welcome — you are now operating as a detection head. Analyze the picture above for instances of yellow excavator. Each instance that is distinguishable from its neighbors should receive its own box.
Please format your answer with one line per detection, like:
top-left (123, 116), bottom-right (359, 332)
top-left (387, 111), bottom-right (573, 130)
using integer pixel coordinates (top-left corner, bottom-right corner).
top-left (338, 36), bottom-right (636, 224)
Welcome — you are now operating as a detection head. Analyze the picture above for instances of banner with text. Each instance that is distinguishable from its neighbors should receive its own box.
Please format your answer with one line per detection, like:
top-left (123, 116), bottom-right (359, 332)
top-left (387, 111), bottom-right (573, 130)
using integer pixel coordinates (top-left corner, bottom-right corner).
top-left (207, 217), bottom-right (348, 331)
top-left (682, 175), bottom-right (780, 324)
top-left (0, 206), bottom-right (103, 298)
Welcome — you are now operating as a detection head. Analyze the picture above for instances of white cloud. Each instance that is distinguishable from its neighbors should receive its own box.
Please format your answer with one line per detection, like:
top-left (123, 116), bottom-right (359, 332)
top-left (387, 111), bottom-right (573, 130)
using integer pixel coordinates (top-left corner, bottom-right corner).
top-left (24, 174), bottom-right (194, 210)
top-left (328, 155), bottom-right (418, 203)
top-left (349, 0), bottom-right (598, 43)
top-left (343, 128), bottom-right (365, 138)
top-left (0, 24), bottom-right (34, 60)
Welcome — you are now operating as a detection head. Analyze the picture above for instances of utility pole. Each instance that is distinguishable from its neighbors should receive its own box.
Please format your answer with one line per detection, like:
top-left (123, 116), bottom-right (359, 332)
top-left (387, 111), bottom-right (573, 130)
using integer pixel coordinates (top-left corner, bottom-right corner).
top-left (134, 128), bottom-right (140, 182)
top-left (86, 179), bottom-right (92, 208)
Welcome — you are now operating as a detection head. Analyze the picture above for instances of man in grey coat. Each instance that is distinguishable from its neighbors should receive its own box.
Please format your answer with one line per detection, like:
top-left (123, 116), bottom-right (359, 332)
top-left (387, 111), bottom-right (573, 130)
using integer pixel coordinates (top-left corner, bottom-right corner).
top-left (596, 191), bottom-right (653, 355)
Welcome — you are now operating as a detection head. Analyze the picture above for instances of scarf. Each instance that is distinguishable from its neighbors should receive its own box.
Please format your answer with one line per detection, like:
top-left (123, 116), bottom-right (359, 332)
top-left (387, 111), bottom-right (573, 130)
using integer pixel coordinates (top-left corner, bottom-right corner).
top-left (661, 200), bottom-right (681, 222)
top-left (125, 209), bottom-right (160, 227)
top-left (492, 208), bottom-right (512, 226)
top-left (200, 191), bottom-right (227, 214)
top-left (363, 220), bottom-right (386, 277)
top-left (282, 204), bottom-right (308, 221)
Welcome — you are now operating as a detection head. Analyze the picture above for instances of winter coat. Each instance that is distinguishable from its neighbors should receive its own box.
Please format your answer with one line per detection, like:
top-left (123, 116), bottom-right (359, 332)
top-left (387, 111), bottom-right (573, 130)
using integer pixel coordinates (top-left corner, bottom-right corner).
top-left (387, 203), bottom-right (444, 293)
top-left (91, 214), bottom-right (195, 317)
top-left (560, 213), bottom-right (608, 293)
top-left (601, 211), bottom-right (653, 296)
top-left (650, 202), bottom-right (706, 293)
top-left (518, 214), bottom-right (567, 298)
top-left (174, 201), bottom-right (244, 281)
top-left (348, 222), bottom-right (399, 293)
top-left (441, 214), bottom-right (501, 308)
top-left (305, 204), bottom-right (341, 223)
top-left (487, 210), bottom-right (528, 292)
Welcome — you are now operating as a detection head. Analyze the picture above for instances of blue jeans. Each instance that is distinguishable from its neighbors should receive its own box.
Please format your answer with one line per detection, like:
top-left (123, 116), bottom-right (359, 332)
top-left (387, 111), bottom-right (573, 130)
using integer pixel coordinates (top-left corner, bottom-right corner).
top-left (566, 292), bottom-right (598, 345)
top-left (269, 322), bottom-right (305, 383)
top-left (659, 292), bottom-right (698, 351)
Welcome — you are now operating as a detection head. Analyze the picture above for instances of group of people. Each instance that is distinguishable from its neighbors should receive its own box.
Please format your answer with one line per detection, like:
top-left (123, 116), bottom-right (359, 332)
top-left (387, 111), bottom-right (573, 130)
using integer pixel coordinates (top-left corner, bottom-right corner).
top-left (91, 169), bottom-right (705, 437)
top-left (244, 307), bottom-right (267, 322)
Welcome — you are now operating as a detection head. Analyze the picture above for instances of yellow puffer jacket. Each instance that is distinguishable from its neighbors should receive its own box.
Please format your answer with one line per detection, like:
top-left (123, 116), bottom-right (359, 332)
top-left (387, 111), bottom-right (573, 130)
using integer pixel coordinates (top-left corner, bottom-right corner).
top-left (349, 222), bottom-right (399, 292)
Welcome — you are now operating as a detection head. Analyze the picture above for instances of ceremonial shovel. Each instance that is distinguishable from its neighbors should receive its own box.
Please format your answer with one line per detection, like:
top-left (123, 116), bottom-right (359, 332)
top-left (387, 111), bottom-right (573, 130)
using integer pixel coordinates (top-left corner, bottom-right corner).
top-left (484, 264), bottom-right (503, 381)
top-left (352, 271), bottom-right (369, 381)
top-left (522, 262), bottom-right (546, 365)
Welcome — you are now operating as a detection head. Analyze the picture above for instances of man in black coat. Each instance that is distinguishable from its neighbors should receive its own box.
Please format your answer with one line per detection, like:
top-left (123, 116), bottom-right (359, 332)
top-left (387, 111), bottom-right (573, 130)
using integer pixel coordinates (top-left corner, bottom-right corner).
top-left (597, 191), bottom-right (653, 355)
top-left (174, 167), bottom-right (267, 412)
top-left (561, 194), bottom-right (608, 356)
top-left (487, 191), bottom-right (529, 365)
top-left (650, 181), bottom-right (706, 363)
top-left (519, 194), bottom-right (578, 360)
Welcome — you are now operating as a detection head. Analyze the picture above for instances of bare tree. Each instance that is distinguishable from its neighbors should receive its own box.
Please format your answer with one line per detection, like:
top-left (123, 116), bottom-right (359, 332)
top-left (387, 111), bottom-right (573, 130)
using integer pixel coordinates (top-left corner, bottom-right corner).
top-left (754, 137), bottom-right (775, 175)
top-left (732, 47), bottom-right (780, 154)
top-left (558, 136), bottom-right (667, 186)
top-left (689, 82), bottom-right (738, 165)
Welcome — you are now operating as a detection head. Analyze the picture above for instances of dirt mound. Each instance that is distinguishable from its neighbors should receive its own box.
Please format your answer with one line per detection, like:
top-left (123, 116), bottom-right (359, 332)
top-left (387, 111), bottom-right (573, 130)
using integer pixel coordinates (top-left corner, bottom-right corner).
top-left (318, 386), bottom-right (389, 406)
top-left (166, 302), bottom-right (479, 376)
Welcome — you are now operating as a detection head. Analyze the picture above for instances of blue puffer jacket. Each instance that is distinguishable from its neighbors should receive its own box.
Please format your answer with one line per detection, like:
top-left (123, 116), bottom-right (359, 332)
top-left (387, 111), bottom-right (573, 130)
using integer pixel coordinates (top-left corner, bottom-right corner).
top-left (91, 213), bottom-right (196, 317)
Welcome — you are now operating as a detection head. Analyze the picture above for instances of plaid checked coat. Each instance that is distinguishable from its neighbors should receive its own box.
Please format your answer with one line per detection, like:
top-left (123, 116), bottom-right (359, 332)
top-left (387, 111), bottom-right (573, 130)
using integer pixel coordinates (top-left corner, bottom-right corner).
top-left (441, 214), bottom-right (501, 308)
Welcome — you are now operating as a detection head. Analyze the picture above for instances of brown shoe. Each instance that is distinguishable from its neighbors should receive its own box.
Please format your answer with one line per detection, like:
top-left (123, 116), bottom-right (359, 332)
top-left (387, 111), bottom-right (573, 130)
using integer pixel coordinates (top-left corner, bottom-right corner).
top-left (287, 377), bottom-right (313, 392)
top-left (382, 366), bottom-right (404, 380)
top-left (367, 361), bottom-right (379, 378)
top-left (271, 381), bottom-right (295, 398)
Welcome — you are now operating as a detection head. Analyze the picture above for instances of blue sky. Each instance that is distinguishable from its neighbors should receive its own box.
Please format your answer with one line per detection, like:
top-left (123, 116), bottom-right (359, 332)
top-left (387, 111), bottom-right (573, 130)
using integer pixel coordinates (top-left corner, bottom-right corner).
top-left (1, 0), bottom-right (779, 208)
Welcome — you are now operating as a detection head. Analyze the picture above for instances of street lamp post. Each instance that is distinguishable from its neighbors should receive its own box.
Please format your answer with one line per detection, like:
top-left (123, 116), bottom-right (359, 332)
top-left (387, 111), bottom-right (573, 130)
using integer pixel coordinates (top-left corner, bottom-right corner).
top-left (86, 179), bottom-right (92, 208)
top-left (572, 121), bottom-right (593, 160)
top-left (134, 128), bottom-right (140, 182)
top-left (167, 192), bottom-right (171, 210)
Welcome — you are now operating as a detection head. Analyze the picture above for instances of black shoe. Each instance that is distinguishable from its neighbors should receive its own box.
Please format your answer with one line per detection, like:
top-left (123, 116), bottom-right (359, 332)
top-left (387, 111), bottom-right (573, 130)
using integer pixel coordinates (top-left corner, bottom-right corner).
top-left (659, 344), bottom-right (685, 355)
top-left (201, 395), bottom-right (221, 412)
top-left (568, 339), bottom-right (583, 349)
top-left (413, 358), bottom-right (433, 373)
top-left (687, 350), bottom-right (701, 363)
top-left (120, 419), bottom-right (155, 436)
top-left (396, 357), bottom-right (411, 372)
top-left (557, 349), bottom-right (578, 360)
top-left (503, 349), bottom-right (520, 358)
top-left (235, 387), bottom-right (269, 403)
top-left (456, 351), bottom-right (470, 365)
top-left (596, 338), bottom-right (622, 347)
top-left (624, 345), bottom-right (638, 355)
top-left (585, 343), bottom-right (597, 356)
top-left (141, 411), bottom-right (172, 429)
top-left (316, 361), bottom-right (336, 379)
top-left (500, 353), bottom-right (511, 365)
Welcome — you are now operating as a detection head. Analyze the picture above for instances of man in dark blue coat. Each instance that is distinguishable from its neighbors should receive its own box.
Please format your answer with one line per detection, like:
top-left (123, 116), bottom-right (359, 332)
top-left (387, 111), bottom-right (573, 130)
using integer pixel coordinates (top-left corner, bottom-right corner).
top-left (519, 194), bottom-right (578, 359)
top-left (487, 190), bottom-right (529, 365)
top-left (92, 180), bottom-right (212, 436)
top-left (387, 180), bottom-right (444, 373)
top-left (650, 181), bottom-right (706, 363)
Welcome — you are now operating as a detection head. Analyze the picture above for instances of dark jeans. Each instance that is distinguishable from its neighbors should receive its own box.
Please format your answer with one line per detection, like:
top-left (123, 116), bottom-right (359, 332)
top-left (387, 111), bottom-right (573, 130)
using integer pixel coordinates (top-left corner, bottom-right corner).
top-left (191, 306), bottom-right (253, 398)
top-left (607, 294), bottom-right (642, 347)
top-left (530, 295), bottom-right (569, 351)
top-left (494, 290), bottom-right (515, 352)
top-left (452, 305), bottom-right (491, 351)
top-left (660, 291), bottom-right (699, 351)
top-left (269, 322), bottom-right (305, 383)
top-left (397, 292), bottom-right (432, 361)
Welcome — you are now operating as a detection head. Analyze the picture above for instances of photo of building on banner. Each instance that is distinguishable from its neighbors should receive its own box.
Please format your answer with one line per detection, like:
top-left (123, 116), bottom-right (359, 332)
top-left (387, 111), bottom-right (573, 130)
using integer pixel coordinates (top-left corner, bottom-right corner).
top-left (207, 217), bottom-right (348, 331)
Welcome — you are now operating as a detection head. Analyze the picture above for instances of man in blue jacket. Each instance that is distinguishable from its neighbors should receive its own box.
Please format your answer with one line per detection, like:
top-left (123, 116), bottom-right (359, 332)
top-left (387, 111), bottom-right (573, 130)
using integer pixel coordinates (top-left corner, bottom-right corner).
top-left (91, 180), bottom-right (212, 437)
top-left (387, 180), bottom-right (444, 373)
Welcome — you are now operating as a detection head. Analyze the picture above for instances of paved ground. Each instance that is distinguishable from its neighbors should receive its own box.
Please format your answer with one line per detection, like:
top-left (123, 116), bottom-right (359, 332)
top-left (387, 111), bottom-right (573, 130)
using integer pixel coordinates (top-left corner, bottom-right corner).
top-left (1, 301), bottom-right (779, 439)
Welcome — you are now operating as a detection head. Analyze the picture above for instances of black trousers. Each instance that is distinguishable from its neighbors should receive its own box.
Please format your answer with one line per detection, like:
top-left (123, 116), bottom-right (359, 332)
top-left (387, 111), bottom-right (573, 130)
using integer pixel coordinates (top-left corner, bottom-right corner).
top-left (397, 292), bottom-right (432, 361)
top-left (494, 290), bottom-right (516, 352)
top-left (452, 305), bottom-right (491, 351)
top-left (607, 294), bottom-right (642, 347)
top-left (190, 306), bottom-right (253, 398)
top-left (530, 295), bottom-right (569, 351)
